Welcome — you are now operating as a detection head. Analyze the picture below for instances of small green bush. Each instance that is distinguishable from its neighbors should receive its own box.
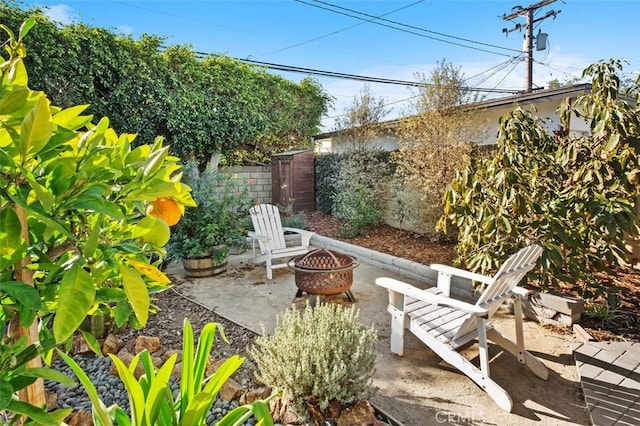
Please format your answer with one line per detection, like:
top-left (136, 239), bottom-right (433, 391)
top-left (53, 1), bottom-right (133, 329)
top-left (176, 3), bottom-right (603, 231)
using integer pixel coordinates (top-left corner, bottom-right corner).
top-left (280, 212), bottom-right (308, 230)
top-left (334, 184), bottom-right (383, 238)
top-left (249, 302), bottom-right (377, 420)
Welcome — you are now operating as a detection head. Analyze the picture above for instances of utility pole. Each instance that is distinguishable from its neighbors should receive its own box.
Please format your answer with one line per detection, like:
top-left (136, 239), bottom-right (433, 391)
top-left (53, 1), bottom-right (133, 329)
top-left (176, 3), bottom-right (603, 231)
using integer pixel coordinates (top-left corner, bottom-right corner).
top-left (502, 0), bottom-right (561, 93)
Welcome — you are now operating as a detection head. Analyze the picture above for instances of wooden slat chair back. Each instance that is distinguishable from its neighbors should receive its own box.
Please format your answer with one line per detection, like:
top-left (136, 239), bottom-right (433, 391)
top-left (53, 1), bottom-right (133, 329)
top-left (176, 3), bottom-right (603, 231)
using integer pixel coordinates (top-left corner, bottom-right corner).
top-left (375, 244), bottom-right (547, 412)
top-left (451, 244), bottom-right (543, 343)
top-left (250, 203), bottom-right (287, 253)
top-left (248, 203), bottom-right (314, 279)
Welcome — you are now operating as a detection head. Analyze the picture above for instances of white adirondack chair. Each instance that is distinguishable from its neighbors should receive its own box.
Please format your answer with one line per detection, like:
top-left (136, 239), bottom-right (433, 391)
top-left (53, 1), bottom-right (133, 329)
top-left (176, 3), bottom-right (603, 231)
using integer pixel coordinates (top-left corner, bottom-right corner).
top-left (375, 244), bottom-right (547, 412)
top-left (248, 203), bottom-right (315, 279)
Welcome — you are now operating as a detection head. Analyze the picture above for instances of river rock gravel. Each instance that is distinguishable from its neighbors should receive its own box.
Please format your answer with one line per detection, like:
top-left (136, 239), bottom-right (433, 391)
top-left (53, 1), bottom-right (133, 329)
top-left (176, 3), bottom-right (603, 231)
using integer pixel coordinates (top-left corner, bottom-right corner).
top-left (45, 278), bottom-right (261, 424)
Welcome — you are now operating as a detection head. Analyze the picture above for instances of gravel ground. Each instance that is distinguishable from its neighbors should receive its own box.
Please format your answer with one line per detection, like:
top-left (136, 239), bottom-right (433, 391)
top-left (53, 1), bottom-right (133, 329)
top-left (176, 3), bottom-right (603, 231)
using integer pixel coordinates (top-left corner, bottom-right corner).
top-left (44, 280), bottom-right (262, 424)
top-left (116, 280), bottom-right (260, 389)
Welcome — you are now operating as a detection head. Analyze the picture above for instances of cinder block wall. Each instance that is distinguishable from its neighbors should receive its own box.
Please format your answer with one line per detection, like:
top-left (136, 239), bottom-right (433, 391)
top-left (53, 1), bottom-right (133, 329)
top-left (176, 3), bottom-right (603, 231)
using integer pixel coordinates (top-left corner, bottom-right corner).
top-left (219, 165), bottom-right (272, 204)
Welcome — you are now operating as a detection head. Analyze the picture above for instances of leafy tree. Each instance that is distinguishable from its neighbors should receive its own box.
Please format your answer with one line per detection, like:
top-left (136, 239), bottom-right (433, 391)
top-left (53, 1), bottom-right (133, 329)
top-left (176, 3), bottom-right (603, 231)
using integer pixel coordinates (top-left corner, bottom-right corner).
top-left (440, 59), bottom-right (640, 296)
top-left (391, 59), bottom-right (486, 236)
top-left (0, 2), bottom-right (331, 168)
top-left (0, 19), bottom-right (194, 419)
top-left (332, 84), bottom-right (390, 152)
top-left (328, 86), bottom-right (392, 236)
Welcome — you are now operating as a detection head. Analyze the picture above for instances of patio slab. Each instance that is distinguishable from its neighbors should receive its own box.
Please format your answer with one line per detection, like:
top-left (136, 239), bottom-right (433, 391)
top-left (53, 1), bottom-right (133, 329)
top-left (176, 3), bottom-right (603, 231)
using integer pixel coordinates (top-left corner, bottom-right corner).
top-left (166, 246), bottom-right (592, 426)
top-left (573, 342), bottom-right (640, 426)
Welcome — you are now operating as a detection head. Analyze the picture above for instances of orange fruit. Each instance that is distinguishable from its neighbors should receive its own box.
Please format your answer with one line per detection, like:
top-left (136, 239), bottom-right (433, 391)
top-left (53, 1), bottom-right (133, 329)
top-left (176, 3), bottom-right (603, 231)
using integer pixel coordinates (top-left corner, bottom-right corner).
top-left (146, 197), bottom-right (182, 226)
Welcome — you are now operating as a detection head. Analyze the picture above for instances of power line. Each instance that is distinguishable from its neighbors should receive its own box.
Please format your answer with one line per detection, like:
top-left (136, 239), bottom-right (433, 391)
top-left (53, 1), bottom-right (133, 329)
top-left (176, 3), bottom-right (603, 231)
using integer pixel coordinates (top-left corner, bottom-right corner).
top-left (265, 0), bottom-right (426, 56)
top-left (502, 0), bottom-right (562, 92)
top-left (307, 0), bottom-right (521, 54)
top-left (294, 0), bottom-right (515, 57)
top-left (190, 50), bottom-right (522, 94)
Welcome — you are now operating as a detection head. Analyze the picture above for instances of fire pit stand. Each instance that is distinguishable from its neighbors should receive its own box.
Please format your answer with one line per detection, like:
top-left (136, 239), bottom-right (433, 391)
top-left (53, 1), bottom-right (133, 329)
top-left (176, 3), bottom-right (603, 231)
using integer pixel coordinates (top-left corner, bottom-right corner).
top-left (288, 248), bottom-right (359, 303)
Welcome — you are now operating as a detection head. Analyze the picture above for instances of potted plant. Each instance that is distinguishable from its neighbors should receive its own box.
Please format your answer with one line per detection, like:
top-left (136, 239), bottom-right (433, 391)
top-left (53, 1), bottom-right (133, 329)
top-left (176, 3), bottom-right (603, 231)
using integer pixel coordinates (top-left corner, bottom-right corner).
top-left (167, 161), bottom-right (251, 277)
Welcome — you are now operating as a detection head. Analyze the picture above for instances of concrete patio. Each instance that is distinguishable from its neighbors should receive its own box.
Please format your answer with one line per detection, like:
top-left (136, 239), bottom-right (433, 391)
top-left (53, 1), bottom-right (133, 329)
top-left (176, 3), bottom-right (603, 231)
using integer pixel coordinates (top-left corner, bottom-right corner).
top-left (166, 236), bottom-right (595, 425)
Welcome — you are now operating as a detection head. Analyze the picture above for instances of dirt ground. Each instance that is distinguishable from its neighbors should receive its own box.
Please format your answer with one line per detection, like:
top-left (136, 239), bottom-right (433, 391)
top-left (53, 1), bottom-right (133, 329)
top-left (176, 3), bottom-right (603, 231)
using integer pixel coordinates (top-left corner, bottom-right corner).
top-left (303, 211), bottom-right (640, 343)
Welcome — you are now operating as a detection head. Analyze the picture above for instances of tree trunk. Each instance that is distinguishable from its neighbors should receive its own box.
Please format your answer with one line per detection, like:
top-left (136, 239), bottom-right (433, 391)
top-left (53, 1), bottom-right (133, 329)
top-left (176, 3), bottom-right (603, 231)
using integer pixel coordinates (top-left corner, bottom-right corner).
top-left (10, 204), bottom-right (45, 408)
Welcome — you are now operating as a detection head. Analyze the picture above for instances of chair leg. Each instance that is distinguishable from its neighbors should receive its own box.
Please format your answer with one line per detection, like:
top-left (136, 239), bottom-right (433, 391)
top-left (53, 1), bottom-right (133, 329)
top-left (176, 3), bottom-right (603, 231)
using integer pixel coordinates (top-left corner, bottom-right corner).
top-left (388, 307), bottom-right (406, 356)
top-left (486, 328), bottom-right (548, 380)
top-left (410, 325), bottom-right (513, 412)
top-left (266, 257), bottom-right (273, 280)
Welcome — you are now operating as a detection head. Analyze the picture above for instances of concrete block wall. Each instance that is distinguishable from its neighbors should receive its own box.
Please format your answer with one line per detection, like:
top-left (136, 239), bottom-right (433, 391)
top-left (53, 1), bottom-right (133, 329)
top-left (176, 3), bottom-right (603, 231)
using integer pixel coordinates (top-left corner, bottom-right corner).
top-left (219, 165), bottom-right (272, 204)
top-left (310, 234), bottom-right (476, 302)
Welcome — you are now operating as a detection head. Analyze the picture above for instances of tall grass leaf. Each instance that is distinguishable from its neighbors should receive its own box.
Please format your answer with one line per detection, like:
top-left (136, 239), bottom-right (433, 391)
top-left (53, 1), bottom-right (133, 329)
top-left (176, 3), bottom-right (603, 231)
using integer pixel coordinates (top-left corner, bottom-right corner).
top-left (110, 353), bottom-right (145, 426)
top-left (57, 350), bottom-right (113, 426)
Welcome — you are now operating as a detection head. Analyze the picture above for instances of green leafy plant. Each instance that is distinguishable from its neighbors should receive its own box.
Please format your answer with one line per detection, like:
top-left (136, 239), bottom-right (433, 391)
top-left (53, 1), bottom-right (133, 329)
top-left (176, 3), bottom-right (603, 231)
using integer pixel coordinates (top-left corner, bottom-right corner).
top-left (583, 300), bottom-right (627, 327)
top-left (59, 318), bottom-right (274, 426)
top-left (249, 302), bottom-right (377, 422)
top-left (1, 3), bottom-right (331, 168)
top-left (331, 150), bottom-right (392, 238)
top-left (439, 59), bottom-right (640, 293)
top-left (280, 212), bottom-right (308, 230)
top-left (0, 18), bottom-right (194, 418)
top-left (0, 332), bottom-right (74, 425)
top-left (167, 161), bottom-right (252, 262)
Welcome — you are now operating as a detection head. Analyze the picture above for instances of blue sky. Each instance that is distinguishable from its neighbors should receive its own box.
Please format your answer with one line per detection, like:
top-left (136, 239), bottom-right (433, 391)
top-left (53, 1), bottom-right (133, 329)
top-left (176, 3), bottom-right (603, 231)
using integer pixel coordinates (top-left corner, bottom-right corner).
top-left (16, 0), bottom-right (640, 130)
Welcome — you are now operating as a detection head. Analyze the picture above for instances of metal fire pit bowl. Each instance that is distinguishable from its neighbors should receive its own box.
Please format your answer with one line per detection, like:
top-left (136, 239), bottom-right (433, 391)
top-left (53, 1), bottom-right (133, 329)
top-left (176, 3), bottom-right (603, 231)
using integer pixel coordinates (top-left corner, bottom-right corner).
top-left (288, 248), bottom-right (359, 302)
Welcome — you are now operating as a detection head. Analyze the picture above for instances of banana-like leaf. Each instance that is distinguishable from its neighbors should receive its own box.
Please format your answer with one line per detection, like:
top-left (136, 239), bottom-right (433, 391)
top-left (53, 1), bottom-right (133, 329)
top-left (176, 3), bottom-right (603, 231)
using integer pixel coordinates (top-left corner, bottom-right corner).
top-left (118, 263), bottom-right (150, 326)
top-left (201, 355), bottom-right (244, 397)
top-left (179, 318), bottom-right (195, 417)
top-left (53, 263), bottom-right (95, 343)
top-left (143, 353), bottom-right (177, 425)
top-left (180, 392), bottom-right (214, 426)
top-left (21, 367), bottom-right (75, 386)
top-left (192, 322), bottom-right (217, 392)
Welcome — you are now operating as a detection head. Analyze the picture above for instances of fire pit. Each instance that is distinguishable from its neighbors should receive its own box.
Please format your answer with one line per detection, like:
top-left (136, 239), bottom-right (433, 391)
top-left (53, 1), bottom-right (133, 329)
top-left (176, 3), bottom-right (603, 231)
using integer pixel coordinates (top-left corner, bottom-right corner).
top-left (288, 248), bottom-right (359, 302)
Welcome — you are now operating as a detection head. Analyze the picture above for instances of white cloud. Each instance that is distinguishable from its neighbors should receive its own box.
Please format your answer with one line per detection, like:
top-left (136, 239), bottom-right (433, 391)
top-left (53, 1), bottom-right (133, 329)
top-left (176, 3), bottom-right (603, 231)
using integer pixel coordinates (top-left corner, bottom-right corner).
top-left (42, 4), bottom-right (76, 25)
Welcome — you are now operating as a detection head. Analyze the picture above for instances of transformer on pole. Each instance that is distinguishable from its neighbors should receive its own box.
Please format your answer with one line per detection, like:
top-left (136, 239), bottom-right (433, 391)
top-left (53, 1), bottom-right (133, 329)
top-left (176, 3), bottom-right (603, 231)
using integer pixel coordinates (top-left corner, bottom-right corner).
top-left (502, 0), bottom-right (561, 93)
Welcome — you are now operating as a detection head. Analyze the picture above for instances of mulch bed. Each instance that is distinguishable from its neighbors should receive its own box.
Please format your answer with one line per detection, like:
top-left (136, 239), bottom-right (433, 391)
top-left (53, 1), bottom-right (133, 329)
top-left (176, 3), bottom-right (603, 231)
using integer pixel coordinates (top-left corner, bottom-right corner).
top-left (303, 210), bottom-right (640, 342)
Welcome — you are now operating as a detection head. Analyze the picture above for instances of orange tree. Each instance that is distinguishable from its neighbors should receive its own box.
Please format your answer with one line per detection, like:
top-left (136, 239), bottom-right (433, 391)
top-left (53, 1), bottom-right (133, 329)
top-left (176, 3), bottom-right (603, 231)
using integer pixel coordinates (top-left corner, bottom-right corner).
top-left (0, 19), bottom-right (194, 421)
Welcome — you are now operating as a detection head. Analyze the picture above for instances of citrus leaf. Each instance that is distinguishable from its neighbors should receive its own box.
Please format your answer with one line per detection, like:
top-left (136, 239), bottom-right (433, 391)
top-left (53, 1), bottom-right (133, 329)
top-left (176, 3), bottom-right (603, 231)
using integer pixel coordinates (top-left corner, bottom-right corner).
top-left (20, 94), bottom-right (52, 162)
top-left (118, 263), bottom-right (149, 326)
top-left (53, 263), bottom-right (95, 343)
top-left (0, 281), bottom-right (40, 309)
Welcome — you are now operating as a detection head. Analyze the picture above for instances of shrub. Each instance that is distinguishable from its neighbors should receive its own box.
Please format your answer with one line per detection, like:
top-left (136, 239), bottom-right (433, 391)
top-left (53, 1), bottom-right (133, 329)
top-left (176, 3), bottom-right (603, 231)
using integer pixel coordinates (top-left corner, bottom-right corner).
top-left (439, 60), bottom-right (640, 295)
top-left (314, 153), bottom-right (342, 213)
top-left (280, 212), bottom-right (308, 230)
top-left (249, 302), bottom-right (377, 421)
top-left (331, 150), bottom-right (392, 237)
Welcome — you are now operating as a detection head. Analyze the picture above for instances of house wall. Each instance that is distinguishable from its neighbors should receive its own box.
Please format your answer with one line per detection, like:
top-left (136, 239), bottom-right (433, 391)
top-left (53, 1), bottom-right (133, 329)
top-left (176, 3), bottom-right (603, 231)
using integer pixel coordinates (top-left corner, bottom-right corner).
top-left (472, 102), bottom-right (590, 146)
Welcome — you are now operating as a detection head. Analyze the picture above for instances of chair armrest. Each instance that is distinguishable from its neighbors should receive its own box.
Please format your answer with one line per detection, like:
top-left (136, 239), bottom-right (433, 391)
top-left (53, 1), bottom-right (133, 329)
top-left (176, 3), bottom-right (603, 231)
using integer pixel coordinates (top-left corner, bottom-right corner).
top-left (511, 286), bottom-right (529, 297)
top-left (282, 227), bottom-right (315, 237)
top-left (282, 228), bottom-right (315, 246)
top-left (430, 264), bottom-right (494, 285)
top-left (247, 231), bottom-right (270, 242)
top-left (375, 277), bottom-right (489, 318)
